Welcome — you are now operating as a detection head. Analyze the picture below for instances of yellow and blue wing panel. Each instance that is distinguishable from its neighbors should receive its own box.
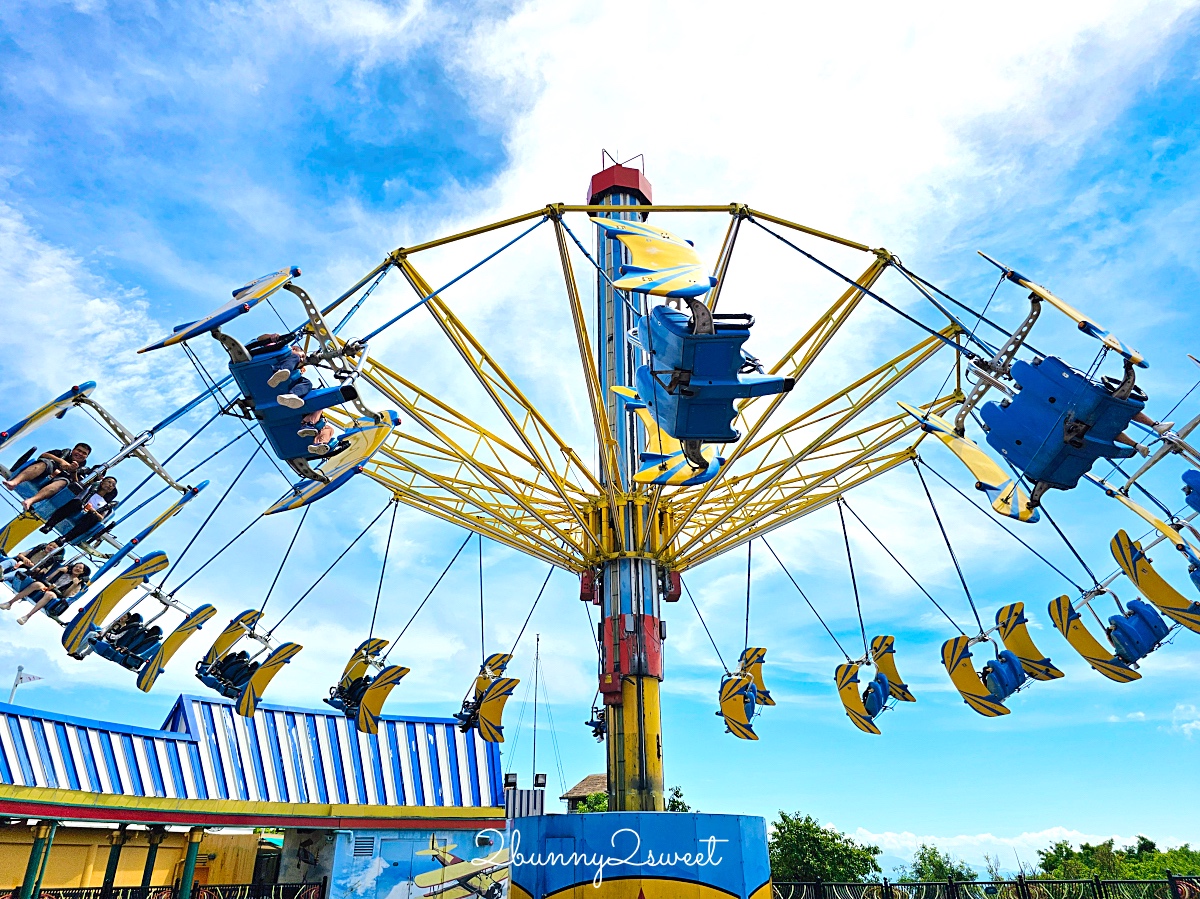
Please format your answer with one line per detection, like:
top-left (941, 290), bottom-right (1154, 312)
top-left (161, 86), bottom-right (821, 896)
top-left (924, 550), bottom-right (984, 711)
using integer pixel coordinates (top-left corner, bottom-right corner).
top-left (994, 602), bottom-right (1063, 681)
top-left (941, 636), bottom-right (1010, 717)
top-left (0, 512), bottom-right (44, 556)
top-left (899, 401), bottom-right (1038, 522)
top-left (138, 268), bottom-right (299, 353)
top-left (869, 635), bottom-right (915, 702)
top-left (476, 677), bottom-right (519, 743)
top-left (1047, 594), bottom-right (1139, 683)
top-left (1111, 530), bottom-right (1200, 635)
top-left (738, 647), bottom-right (773, 706)
top-left (355, 664), bottom-right (410, 735)
top-left (834, 663), bottom-right (880, 734)
top-left (137, 604), bottom-right (217, 693)
top-left (0, 382), bottom-right (97, 453)
top-left (62, 551), bottom-right (170, 657)
top-left (264, 413), bottom-right (400, 514)
top-left (339, 637), bottom-right (389, 691)
top-left (591, 218), bottom-right (717, 299)
top-left (718, 673), bottom-right (758, 740)
top-left (979, 253), bottom-right (1146, 368)
top-left (237, 642), bottom-right (302, 718)
top-left (612, 386), bottom-right (721, 487)
top-left (202, 609), bottom-right (263, 667)
top-left (483, 652), bottom-right (514, 677)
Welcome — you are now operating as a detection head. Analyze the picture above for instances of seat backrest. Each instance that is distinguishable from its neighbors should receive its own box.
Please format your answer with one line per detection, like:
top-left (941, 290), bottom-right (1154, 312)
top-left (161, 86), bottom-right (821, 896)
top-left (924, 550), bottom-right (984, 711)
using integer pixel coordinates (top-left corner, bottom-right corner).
top-left (862, 670), bottom-right (890, 717)
top-left (1108, 600), bottom-right (1168, 663)
top-left (1184, 470), bottom-right (1200, 513)
top-left (984, 650), bottom-right (1027, 701)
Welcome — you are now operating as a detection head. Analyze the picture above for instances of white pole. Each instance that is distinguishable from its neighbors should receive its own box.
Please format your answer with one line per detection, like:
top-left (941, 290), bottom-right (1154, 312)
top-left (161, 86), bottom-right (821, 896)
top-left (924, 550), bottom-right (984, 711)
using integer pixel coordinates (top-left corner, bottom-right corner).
top-left (8, 665), bottom-right (23, 704)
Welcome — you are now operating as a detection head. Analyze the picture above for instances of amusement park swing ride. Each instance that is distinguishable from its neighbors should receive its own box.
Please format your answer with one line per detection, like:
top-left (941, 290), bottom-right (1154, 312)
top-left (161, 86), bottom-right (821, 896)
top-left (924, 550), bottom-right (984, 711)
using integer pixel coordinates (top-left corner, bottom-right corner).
top-left (2, 157), bottom-right (1200, 815)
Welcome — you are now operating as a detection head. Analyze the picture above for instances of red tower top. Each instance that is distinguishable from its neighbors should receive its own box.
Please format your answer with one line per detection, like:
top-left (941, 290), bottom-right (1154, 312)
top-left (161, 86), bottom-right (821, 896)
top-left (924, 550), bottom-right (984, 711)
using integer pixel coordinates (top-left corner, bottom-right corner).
top-left (587, 164), bottom-right (652, 206)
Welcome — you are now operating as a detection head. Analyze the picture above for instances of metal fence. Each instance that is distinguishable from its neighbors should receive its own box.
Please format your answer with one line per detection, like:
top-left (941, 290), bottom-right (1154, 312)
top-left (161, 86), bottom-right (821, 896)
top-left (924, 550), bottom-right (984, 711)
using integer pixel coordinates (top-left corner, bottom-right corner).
top-left (1, 883), bottom-right (323, 899)
top-left (774, 878), bottom-right (1200, 899)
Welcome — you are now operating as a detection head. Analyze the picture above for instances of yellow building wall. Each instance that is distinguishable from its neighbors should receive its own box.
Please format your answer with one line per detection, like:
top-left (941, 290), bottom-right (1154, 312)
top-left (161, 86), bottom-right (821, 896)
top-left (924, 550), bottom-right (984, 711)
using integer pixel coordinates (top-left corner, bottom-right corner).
top-left (0, 826), bottom-right (259, 889)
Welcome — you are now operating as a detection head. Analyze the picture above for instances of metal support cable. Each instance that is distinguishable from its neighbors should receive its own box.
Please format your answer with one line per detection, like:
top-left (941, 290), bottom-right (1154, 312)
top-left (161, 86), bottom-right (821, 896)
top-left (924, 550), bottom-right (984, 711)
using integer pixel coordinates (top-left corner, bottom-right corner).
top-left (333, 264), bottom-right (392, 337)
top-left (169, 514), bottom-right (264, 597)
top-left (267, 501), bottom-right (391, 635)
top-left (1037, 500), bottom-right (1101, 589)
top-left (158, 443), bottom-right (261, 588)
top-left (384, 531), bottom-right (473, 656)
top-left (508, 565), bottom-right (556, 656)
top-left (359, 216), bottom-right (549, 344)
top-left (744, 540), bottom-right (752, 653)
top-left (748, 217), bottom-right (980, 361)
top-left (681, 577), bottom-right (730, 674)
top-left (913, 460), bottom-right (1085, 595)
top-left (101, 428), bottom-right (252, 536)
top-left (368, 500), bottom-right (400, 640)
top-left (839, 497), bottom-right (966, 634)
top-left (761, 539), bottom-right (853, 661)
top-left (257, 506), bottom-right (309, 618)
top-left (837, 501), bottom-right (870, 657)
top-left (913, 460), bottom-right (985, 634)
top-left (117, 407), bottom-right (224, 510)
top-left (558, 217), bottom-right (643, 317)
top-left (478, 533), bottom-right (486, 663)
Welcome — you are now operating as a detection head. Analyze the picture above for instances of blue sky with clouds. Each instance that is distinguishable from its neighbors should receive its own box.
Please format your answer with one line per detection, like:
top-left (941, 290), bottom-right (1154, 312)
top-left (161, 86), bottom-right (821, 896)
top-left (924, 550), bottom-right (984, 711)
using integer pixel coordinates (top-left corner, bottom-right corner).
top-left (3, 0), bottom-right (1200, 871)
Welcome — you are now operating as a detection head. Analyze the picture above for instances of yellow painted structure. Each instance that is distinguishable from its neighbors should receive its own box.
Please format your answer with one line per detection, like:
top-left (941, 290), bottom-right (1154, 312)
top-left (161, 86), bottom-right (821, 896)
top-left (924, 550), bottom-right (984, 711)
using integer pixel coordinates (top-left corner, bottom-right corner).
top-left (0, 825), bottom-right (259, 889)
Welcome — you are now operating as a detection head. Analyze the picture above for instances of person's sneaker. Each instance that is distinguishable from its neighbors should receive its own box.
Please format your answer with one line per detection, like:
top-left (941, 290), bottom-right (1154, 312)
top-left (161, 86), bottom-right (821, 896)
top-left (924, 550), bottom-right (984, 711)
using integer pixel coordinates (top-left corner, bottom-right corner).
top-left (267, 369), bottom-right (291, 388)
top-left (297, 427), bottom-right (318, 438)
top-left (1136, 443), bottom-right (1151, 457)
top-left (309, 443), bottom-right (331, 456)
top-left (1153, 420), bottom-right (1175, 435)
top-left (277, 393), bottom-right (305, 409)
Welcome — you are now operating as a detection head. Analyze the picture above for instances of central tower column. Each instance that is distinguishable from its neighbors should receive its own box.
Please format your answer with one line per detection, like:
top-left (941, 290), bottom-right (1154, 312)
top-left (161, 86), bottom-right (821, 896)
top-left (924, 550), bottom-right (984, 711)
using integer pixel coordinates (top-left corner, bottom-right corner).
top-left (590, 162), bottom-right (665, 812)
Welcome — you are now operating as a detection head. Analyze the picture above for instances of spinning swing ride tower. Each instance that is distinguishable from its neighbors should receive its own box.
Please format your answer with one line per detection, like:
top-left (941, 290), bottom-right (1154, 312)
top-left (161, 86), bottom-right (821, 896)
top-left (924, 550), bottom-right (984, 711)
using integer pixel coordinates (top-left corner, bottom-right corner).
top-left (348, 158), bottom-right (961, 813)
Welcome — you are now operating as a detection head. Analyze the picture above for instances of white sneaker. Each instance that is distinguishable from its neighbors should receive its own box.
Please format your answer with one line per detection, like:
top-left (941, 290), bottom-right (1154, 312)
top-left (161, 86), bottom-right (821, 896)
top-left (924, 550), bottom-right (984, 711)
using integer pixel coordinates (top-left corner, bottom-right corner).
top-left (297, 427), bottom-right (318, 438)
top-left (1153, 421), bottom-right (1175, 435)
top-left (309, 443), bottom-right (330, 456)
top-left (1136, 443), bottom-right (1150, 457)
top-left (267, 369), bottom-right (291, 388)
top-left (277, 394), bottom-right (305, 409)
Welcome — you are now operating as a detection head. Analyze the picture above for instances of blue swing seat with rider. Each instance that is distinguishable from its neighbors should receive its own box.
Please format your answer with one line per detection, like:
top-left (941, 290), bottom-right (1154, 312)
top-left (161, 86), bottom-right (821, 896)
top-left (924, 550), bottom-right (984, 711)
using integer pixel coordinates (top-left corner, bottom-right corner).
top-left (227, 343), bottom-right (358, 463)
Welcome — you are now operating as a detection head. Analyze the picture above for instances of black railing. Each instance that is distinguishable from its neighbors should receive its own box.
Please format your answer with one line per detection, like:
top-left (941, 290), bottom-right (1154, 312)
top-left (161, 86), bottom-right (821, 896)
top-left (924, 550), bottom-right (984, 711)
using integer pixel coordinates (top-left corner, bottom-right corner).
top-left (774, 877), bottom-right (1200, 899)
top-left (1, 883), bottom-right (323, 899)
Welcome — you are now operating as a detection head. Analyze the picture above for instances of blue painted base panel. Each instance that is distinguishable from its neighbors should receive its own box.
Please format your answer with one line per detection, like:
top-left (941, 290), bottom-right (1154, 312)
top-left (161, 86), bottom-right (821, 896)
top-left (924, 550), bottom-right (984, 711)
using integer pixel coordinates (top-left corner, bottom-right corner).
top-left (509, 812), bottom-right (772, 899)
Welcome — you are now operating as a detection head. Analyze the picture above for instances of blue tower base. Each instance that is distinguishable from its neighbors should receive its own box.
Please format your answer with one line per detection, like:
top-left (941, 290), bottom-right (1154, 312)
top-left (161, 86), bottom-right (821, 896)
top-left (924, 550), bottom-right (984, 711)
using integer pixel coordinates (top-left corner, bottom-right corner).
top-left (508, 811), bottom-right (771, 898)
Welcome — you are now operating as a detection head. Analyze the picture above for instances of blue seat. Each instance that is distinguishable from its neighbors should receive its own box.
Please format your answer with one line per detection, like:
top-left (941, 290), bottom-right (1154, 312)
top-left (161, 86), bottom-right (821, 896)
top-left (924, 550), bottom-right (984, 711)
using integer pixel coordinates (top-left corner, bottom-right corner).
top-left (634, 306), bottom-right (793, 443)
top-left (10, 460), bottom-right (108, 545)
top-left (862, 670), bottom-right (890, 717)
top-left (981, 356), bottom-right (1141, 492)
top-left (983, 649), bottom-right (1027, 702)
top-left (1108, 599), bottom-right (1169, 664)
top-left (227, 346), bottom-right (358, 462)
top-left (1183, 470), bottom-right (1200, 514)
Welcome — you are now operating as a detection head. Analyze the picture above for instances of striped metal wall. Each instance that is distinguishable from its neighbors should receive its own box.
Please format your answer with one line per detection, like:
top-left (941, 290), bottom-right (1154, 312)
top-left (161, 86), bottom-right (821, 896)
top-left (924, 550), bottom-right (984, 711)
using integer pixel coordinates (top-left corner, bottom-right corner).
top-left (0, 694), bottom-right (503, 808)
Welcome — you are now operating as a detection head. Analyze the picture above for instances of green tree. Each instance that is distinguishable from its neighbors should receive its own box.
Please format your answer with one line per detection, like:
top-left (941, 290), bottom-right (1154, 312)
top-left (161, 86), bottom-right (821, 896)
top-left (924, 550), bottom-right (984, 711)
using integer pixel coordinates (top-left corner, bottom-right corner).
top-left (665, 785), bottom-right (691, 812)
top-left (576, 792), bottom-right (608, 813)
top-left (1035, 837), bottom-right (1200, 879)
top-left (768, 812), bottom-right (881, 882)
top-left (895, 844), bottom-right (978, 883)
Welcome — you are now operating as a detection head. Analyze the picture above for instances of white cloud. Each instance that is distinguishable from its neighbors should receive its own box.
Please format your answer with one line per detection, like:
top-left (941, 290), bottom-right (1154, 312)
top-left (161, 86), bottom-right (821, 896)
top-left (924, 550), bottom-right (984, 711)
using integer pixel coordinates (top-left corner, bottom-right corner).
top-left (1171, 703), bottom-right (1200, 737)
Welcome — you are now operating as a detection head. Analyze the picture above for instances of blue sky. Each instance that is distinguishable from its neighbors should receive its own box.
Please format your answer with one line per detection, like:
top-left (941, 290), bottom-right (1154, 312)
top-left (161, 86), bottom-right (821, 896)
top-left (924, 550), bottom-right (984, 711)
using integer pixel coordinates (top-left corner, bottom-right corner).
top-left (3, 0), bottom-right (1200, 871)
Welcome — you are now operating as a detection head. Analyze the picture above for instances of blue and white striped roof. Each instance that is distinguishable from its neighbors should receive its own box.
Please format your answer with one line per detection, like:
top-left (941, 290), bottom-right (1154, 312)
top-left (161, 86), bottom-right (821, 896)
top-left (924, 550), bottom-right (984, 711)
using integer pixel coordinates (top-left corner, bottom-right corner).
top-left (0, 694), bottom-right (503, 808)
